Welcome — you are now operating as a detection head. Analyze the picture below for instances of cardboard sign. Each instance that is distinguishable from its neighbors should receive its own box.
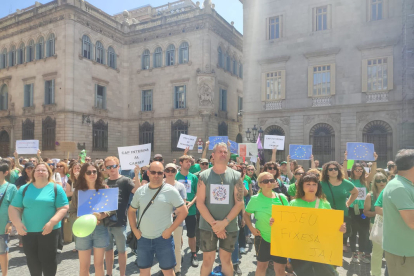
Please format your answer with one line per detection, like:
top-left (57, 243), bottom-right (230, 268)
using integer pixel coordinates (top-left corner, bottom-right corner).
top-left (209, 136), bottom-right (229, 150)
top-left (57, 141), bottom-right (77, 152)
top-left (238, 143), bottom-right (258, 158)
top-left (271, 205), bottom-right (344, 266)
top-left (117, 144), bottom-right (151, 170)
top-left (16, 140), bottom-right (39, 154)
top-left (177, 134), bottom-right (197, 150)
top-left (264, 135), bottom-right (285, 150)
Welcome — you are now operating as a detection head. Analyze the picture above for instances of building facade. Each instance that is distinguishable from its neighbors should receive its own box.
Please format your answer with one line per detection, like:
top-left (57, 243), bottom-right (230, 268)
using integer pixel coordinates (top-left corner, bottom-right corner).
top-left (241, 0), bottom-right (414, 167)
top-left (0, 0), bottom-right (243, 161)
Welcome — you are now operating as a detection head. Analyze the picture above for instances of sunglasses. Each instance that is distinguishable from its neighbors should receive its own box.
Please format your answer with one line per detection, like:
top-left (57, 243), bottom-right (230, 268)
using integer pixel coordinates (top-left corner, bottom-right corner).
top-left (354, 169), bottom-right (364, 173)
top-left (260, 179), bottom-right (276, 184)
top-left (154, 158), bottom-right (163, 162)
top-left (247, 169), bottom-right (254, 171)
top-left (56, 166), bottom-right (64, 168)
top-left (86, 170), bottom-right (97, 175)
top-left (328, 168), bottom-right (339, 172)
top-left (375, 179), bottom-right (387, 183)
top-left (149, 171), bottom-right (164, 176)
top-left (165, 169), bottom-right (177, 173)
top-left (201, 163), bottom-right (209, 166)
top-left (295, 172), bottom-right (304, 175)
top-left (106, 165), bottom-right (118, 170)
top-left (47, 163), bottom-right (54, 166)
top-left (267, 166), bottom-right (277, 170)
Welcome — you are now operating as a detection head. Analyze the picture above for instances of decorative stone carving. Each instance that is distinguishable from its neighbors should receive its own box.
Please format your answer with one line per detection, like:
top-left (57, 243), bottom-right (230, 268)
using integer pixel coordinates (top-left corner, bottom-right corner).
top-left (259, 118), bottom-right (267, 126)
top-left (280, 117), bottom-right (290, 126)
top-left (387, 111), bottom-right (399, 121)
top-left (304, 116), bottom-right (315, 125)
top-left (366, 92), bottom-right (388, 103)
top-left (357, 112), bottom-right (369, 124)
top-left (312, 97), bottom-right (331, 107)
top-left (197, 76), bottom-right (215, 108)
top-left (331, 114), bottom-right (341, 125)
top-left (264, 101), bottom-right (282, 110)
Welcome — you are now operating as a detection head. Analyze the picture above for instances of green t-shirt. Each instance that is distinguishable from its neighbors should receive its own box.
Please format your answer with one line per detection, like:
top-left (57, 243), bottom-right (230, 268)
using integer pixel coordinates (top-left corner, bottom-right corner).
top-left (9, 169), bottom-right (19, 184)
top-left (288, 183), bottom-right (297, 197)
top-left (374, 190), bottom-right (384, 207)
top-left (176, 172), bottom-right (198, 216)
top-left (0, 182), bottom-right (18, 235)
top-left (245, 192), bottom-right (288, 243)
top-left (189, 164), bottom-right (201, 174)
top-left (382, 175), bottom-right (414, 257)
top-left (11, 183), bottom-right (69, 232)
top-left (349, 178), bottom-right (368, 210)
top-left (321, 179), bottom-right (355, 216)
top-left (289, 198), bottom-right (331, 209)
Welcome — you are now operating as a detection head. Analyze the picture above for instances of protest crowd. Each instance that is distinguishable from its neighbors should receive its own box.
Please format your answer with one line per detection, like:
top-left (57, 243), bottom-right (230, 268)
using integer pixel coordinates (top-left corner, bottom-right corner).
top-left (0, 138), bottom-right (413, 276)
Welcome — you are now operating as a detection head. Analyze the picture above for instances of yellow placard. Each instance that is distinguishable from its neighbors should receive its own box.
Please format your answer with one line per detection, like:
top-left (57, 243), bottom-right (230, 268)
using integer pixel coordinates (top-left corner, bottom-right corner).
top-left (271, 205), bottom-right (344, 266)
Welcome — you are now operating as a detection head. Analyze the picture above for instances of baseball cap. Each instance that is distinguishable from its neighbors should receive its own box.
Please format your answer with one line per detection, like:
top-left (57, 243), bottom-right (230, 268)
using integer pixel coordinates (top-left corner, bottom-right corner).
top-left (154, 154), bottom-right (163, 159)
top-left (280, 161), bottom-right (287, 165)
top-left (200, 158), bottom-right (209, 163)
top-left (165, 163), bottom-right (177, 170)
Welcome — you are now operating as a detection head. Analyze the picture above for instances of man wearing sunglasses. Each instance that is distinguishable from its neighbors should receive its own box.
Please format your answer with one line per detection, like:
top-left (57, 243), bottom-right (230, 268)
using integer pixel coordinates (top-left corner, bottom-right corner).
top-left (140, 154), bottom-right (165, 185)
top-left (104, 156), bottom-right (141, 276)
top-left (176, 155), bottom-right (199, 267)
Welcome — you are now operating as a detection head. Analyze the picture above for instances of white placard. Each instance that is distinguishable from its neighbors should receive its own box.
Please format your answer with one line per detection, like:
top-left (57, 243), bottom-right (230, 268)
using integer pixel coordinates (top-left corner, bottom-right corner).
top-left (238, 143), bottom-right (258, 158)
top-left (16, 140), bottom-right (39, 154)
top-left (364, 167), bottom-right (370, 173)
top-left (177, 134), bottom-right (197, 150)
top-left (264, 135), bottom-right (285, 150)
top-left (357, 187), bottom-right (367, 200)
top-left (117, 144), bottom-right (151, 170)
top-left (178, 179), bottom-right (192, 194)
top-left (210, 184), bottom-right (230, 204)
top-left (250, 155), bottom-right (258, 163)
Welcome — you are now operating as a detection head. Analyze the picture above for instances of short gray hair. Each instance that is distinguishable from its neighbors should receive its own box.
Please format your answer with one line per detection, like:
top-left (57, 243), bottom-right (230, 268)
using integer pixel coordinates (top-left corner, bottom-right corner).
top-left (395, 149), bottom-right (414, 171)
top-left (212, 142), bottom-right (228, 153)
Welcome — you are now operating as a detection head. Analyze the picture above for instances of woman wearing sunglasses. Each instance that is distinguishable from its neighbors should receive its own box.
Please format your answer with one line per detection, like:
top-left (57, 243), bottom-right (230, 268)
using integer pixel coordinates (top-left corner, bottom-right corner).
top-left (287, 166), bottom-right (305, 198)
top-left (262, 161), bottom-right (289, 198)
top-left (321, 161), bottom-right (358, 251)
top-left (364, 173), bottom-right (388, 276)
top-left (68, 162), bottom-right (114, 276)
top-left (244, 172), bottom-right (289, 276)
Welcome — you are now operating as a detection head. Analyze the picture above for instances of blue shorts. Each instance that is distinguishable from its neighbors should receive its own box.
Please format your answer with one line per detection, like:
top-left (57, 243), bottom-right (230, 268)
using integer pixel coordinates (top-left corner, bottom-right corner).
top-left (136, 236), bottom-right (176, 270)
top-left (75, 224), bottom-right (109, 251)
top-left (106, 226), bottom-right (127, 253)
top-left (0, 234), bottom-right (9, 254)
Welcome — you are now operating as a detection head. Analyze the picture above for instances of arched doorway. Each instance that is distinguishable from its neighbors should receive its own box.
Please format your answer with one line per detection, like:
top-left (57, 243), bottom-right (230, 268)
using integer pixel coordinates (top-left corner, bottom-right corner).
top-left (363, 120), bottom-right (392, 168)
top-left (310, 123), bottom-right (335, 167)
top-left (236, 133), bottom-right (243, 143)
top-left (0, 130), bottom-right (10, 158)
top-left (264, 125), bottom-right (285, 162)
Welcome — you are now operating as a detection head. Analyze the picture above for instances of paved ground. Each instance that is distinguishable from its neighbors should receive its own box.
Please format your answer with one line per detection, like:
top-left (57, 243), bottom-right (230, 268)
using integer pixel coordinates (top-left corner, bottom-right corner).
top-left (6, 228), bottom-right (386, 276)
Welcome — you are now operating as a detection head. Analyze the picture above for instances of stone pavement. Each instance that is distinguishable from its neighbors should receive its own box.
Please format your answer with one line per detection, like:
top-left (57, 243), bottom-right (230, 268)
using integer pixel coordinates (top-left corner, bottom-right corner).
top-left (6, 229), bottom-right (386, 276)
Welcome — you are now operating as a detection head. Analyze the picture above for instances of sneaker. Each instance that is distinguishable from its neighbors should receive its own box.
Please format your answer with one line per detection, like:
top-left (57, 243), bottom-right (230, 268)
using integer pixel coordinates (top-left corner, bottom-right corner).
top-left (239, 247), bottom-right (246, 254)
top-left (57, 249), bottom-right (62, 254)
top-left (358, 253), bottom-right (370, 264)
top-left (246, 237), bottom-right (254, 244)
top-left (191, 254), bottom-right (199, 267)
top-left (175, 272), bottom-right (181, 276)
top-left (351, 253), bottom-right (359, 263)
top-left (233, 264), bottom-right (242, 275)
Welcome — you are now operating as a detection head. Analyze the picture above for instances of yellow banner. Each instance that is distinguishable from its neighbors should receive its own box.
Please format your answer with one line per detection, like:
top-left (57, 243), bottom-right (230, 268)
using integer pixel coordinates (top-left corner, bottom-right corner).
top-left (271, 205), bottom-right (344, 266)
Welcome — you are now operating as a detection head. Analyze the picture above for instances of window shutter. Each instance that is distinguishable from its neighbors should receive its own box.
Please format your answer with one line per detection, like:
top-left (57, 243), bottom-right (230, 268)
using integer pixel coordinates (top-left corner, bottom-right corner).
top-left (219, 89), bottom-right (222, 109)
top-left (103, 86), bottom-right (107, 109)
top-left (141, 91), bottom-right (144, 111)
top-left (91, 43), bottom-right (94, 60)
top-left (387, 55), bottom-right (393, 90)
top-left (362, 59), bottom-right (368, 92)
top-left (36, 43), bottom-right (39, 60)
top-left (30, 84), bottom-right (34, 106)
top-left (308, 66), bottom-right (314, 97)
top-left (94, 84), bottom-right (97, 107)
top-left (330, 63), bottom-right (336, 95)
top-left (183, 86), bottom-right (186, 108)
top-left (51, 79), bottom-right (55, 104)
top-left (44, 81), bottom-right (48, 104)
top-left (103, 48), bottom-right (106, 65)
top-left (4, 90), bottom-right (8, 110)
top-left (26, 45), bottom-right (30, 62)
top-left (265, 18), bottom-right (269, 40)
top-left (24, 85), bottom-right (28, 107)
top-left (8, 51), bottom-right (11, 66)
top-left (281, 70), bottom-right (286, 99)
top-left (224, 90), bottom-right (227, 111)
top-left (261, 73), bottom-right (266, 101)
top-left (173, 87), bottom-right (176, 109)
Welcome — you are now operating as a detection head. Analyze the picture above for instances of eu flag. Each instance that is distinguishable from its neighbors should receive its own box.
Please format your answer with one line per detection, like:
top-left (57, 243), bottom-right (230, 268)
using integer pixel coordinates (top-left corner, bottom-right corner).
top-left (347, 143), bottom-right (375, 161)
top-left (229, 140), bottom-right (238, 154)
top-left (77, 188), bottom-right (119, 217)
top-left (209, 136), bottom-right (229, 150)
top-left (289, 145), bottom-right (312, 160)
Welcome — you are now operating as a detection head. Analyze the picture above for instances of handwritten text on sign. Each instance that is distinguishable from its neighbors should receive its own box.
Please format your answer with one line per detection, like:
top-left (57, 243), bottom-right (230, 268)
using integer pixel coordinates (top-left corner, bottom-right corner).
top-left (16, 140), bottom-right (39, 154)
top-left (117, 144), bottom-right (151, 170)
top-left (177, 134), bottom-right (197, 150)
top-left (264, 135), bottom-right (285, 150)
top-left (271, 205), bottom-right (344, 266)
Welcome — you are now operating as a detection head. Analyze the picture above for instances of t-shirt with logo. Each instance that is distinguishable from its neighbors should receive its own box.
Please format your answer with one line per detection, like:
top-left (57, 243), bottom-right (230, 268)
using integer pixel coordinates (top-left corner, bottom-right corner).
top-left (349, 178), bottom-right (368, 210)
top-left (0, 182), bottom-right (17, 235)
top-left (176, 172), bottom-right (198, 216)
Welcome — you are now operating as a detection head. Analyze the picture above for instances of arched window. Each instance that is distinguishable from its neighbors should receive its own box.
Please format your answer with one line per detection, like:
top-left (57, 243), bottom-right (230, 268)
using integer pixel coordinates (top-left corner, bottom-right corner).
top-left (236, 133), bottom-right (243, 143)
top-left (82, 35), bottom-right (92, 59)
top-left (179, 42), bottom-right (189, 64)
top-left (42, 116), bottom-right (56, 150)
top-left (93, 119), bottom-right (108, 151)
top-left (0, 130), bottom-right (10, 158)
top-left (46, 33), bottom-right (55, 57)
top-left (142, 49), bottom-right (150, 70)
top-left (166, 44), bottom-right (175, 66)
top-left (218, 122), bottom-right (228, 136)
top-left (17, 43), bottom-right (25, 64)
top-left (218, 47), bottom-right (223, 68)
top-left (363, 120), bottom-right (392, 167)
top-left (95, 41), bottom-right (104, 64)
top-left (27, 40), bottom-right (35, 62)
top-left (264, 125), bottom-right (286, 161)
top-left (226, 53), bottom-right (231, 71)
top-left (139, 122), bottom-right (154, 151)
top-left (36, 37), bottom-right (44, 60)
top-left (171, 120), bottom-right (188, 151)
top-left (0, 48), bottom-right (6, 69)
top-left (0, 84), bottom-right (8, 110)
top-left (22, 118), bottom-right (35, 140)
top-left (153, 47), bottom-right (162, 68)
top-left (9, 46), bottom-right (16, 67)
top-left (108, 47), bottom-right (116, 69)
top-left (310, 123), bottom-right (335, 166)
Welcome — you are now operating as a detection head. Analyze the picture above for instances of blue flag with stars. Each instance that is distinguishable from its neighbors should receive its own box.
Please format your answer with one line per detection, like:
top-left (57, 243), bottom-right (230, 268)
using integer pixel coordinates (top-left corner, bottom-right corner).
top-left (209, 136), bottom-right (229, 150)
top-left (289, 145), bottom-right (312, 160)
top-left (77, 188), bottom-right (119, 217)
top-left (229, 140), bottom-right (238, 154)
top-left (347, 143), bottom-right (375, 161)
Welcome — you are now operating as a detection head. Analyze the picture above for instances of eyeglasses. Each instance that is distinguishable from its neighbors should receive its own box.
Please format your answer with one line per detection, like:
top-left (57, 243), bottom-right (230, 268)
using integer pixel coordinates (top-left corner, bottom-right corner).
top-left (86, 170), bottom-right (97, 175)
top-left (85, 158), bottom-right (91, 161)
top-left (247, 168), bottom-right (254, 171)
top-left (56, 166), bottom-right (64, 168)
top-left (328, 168), bottom-right (339, 172)
top-left (295, 172), bottom-right (304, 176)
top-left (149, 171), bottom-right (164, 176)
top-left (354, 169), bottom-right (364, 173)
top-left (35, 170), bottom-right (47, 173)
top-left (375, 179), bottom-right (387, 183)
top-left (267, 166), bottom-right (277, 170)
top-left (260, 179), bottom-right (276, 184)
top-left (106, 165), bottom-right (118, 170)
top-left (201, 163), bottom-right (209, 166)
top-left (165, 169), bottom-right (177, 174)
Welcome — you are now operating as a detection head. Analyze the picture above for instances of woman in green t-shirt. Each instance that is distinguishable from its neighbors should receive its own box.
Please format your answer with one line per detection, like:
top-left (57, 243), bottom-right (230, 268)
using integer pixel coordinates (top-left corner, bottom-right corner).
top-left (244, 172), bottom-right (289, 276)
top-left (287, 167), bottom-right (305, 198)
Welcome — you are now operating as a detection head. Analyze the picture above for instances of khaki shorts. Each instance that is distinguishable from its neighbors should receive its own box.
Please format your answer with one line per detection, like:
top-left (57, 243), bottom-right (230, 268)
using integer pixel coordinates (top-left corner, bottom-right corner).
top-left (199, 229), bottom-right (238, 253)
top-left (385, 251), bottom-right (414, 276)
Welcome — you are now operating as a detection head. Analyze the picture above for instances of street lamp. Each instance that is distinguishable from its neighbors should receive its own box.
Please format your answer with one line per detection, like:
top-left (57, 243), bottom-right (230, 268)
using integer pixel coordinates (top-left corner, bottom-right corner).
top-left (245, 124), bottom-right (263, 143)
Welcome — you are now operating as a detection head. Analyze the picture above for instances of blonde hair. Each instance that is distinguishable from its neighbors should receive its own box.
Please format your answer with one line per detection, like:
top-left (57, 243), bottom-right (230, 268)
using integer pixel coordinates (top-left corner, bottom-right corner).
top-left (257, 172), bottom-right (274, 193)
top-left (371, 172), bottom-right (388, 196)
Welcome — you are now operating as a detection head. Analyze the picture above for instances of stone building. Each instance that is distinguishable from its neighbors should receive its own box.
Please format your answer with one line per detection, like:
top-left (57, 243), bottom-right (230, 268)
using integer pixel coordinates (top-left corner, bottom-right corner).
top-left (241, 0), bottom-right (414, 167)
top-left (0, 0), bottom-right (243, 161)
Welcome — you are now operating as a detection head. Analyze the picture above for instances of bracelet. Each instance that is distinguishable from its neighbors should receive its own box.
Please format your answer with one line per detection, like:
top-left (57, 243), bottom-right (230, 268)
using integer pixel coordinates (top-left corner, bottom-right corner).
top-left (225, 217), bottom-right (230, 223)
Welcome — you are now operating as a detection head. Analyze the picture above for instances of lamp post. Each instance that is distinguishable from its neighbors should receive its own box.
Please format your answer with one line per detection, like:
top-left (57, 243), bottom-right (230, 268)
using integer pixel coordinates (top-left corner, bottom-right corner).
top-left (245, 124), bottom-right (263, 143)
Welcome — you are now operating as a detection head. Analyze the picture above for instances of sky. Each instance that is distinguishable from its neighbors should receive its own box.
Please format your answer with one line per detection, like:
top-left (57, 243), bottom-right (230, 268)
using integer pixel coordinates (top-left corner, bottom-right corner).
top-left (1, 0), bottom-right (243, 33)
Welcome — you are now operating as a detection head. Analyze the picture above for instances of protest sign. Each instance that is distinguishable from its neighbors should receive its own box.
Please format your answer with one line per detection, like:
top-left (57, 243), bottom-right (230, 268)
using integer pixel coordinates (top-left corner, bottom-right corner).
top-left (57, 141), bottom-right (77, 152)
top-left (209, 136), bottom-right (229, 150)
top-left (177, 134), bottom-right (197, 150)
top-left (16, 140), bottom-right (39, 154)
top-left (347, 143), bottom-right (375, 161)
top-left (289, 145), bottom-right (313, 160)
top-left (238, 143), bottom-right (258, 157)
top-left (264, 135), bottom-right (285, 150)
top-left (271, 205), bottom-right (343, 266)
top-left (117, 144), bottom-right (151, 170)
top-left (229, 140), bottom-right (238, 154)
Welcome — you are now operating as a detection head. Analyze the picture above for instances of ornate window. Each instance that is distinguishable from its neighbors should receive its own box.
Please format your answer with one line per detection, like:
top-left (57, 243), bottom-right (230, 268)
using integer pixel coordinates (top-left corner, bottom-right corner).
top-left (179, 42), bottom-right (189, 64)
top-left (267, 16), bottom-right (282, 40)
top-left (218, 122), bottom-right (228, 136)
top-left (308, 64), bottom-right (336, 97)
top-left (17, 43), bottom-right (25, 64)
top-left (9, 46), bottom-right (16, 67)
top-left (363, 120), bottom-right (392, 167)
top-left (44, 80), bottom-right (55, 105)
top-left (174, 86), bottom-right (186, 109)
top-left (36, 37), bottom-right (44, 60)
top-left (42, 116), bottom-right (56, 150)
top-left (171, 120), bottom-right (188, 151)
top-left (153, 47), bottom-right (162, 68)
top-left (219, 89), bottom-right (227, 111)
top-left (24, 84), bottom-right (34, 107)
top-left (95, 41), bottom-right (104, 64)
top-left (264, 125), bottom-right (286, 161)
top-left (218, 47), bottom-right (223, 68)
top-left (142, 49), bottom-right (150, 70)
top-left (226, 53), bottom-right (231, 71)
top-left (0, 130), bottom-right (10, 158)
top-left (166, 44), bottom-right (175, 66)
top-left (95, 84), bottom-right (106, 109)
top-left (93, 119), bottom-right (108, 151)
top-left (82, 35), bottom-right (92, 59)
top-left (0, 48), bottom-right (6, 69)
top-left (309, 123), bottom-right (335, 166)
top-left (46, 33), bottom-right (55, 57)
top-left (22, 118), bottom-right (35, 140)
top-left (0, 84), bottom-right (8, 111)
top-left (142, 90), bottom-right (153, 111)
top-left (139, 122), bottom-right (154, 150)
top-left (27, 40), bottom-right (35, 62)
top-left (108, 47), bottom-right (116, 69)
top-left (262, 71), bottom-right (286, 101)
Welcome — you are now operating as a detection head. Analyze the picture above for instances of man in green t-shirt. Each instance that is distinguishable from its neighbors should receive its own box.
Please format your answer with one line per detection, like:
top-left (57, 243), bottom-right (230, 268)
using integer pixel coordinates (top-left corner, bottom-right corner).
top-left (176, 155), bottom-right (199, 268)
top-left (382, 149), bottom-right (414, 276)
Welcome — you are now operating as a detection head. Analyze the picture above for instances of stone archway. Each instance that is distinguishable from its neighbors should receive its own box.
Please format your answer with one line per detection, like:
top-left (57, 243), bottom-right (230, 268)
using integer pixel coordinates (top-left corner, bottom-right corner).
top-left (0, 130), bottom-right (10, 158)
top-left (363, 120), bottom-right (392, 168)
top-left (264, 125), bottom-right (285, 162)
top-left (310, 123), bottom-right (335, 167)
